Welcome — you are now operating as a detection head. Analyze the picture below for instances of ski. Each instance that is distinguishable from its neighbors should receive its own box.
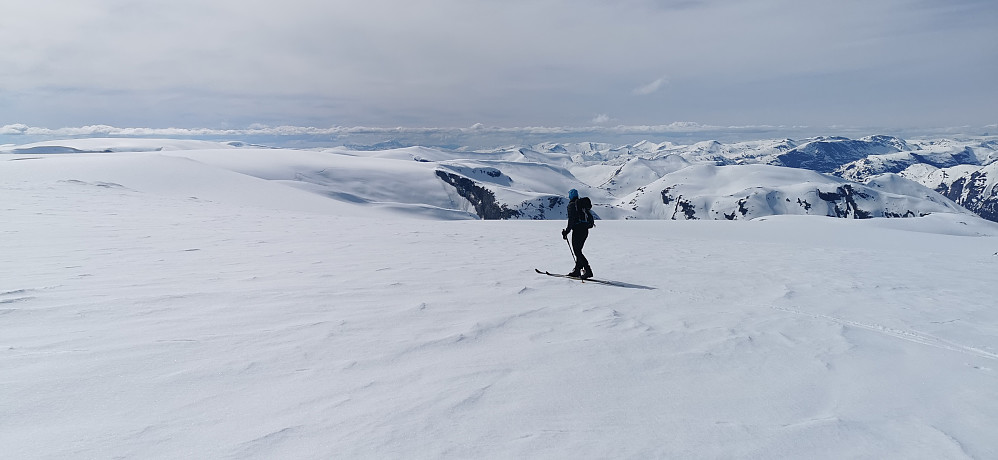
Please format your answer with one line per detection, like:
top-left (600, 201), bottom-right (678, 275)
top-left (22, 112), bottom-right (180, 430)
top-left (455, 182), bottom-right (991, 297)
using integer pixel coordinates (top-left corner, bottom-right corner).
top-left (534, 268), bottom-right (620, 286)
top-left (534, 269), bottom-right (656, 289)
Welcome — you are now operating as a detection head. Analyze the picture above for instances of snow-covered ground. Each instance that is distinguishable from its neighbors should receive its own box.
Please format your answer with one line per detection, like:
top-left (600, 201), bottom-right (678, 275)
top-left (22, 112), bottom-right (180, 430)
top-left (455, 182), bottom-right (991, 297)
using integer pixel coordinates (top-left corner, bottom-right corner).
top-left (3, 145), bottom-right (998, 458)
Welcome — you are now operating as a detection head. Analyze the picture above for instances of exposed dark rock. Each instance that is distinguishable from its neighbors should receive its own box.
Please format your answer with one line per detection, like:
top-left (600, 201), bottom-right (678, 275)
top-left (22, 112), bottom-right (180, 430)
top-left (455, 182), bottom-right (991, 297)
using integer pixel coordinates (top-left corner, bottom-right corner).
top-left (884, 210), bottom-right (920, 218)
top-left (515, 195), bottom-right (569, 220)
top-left (435, 170), bottom-right (522, 220)
top-left (935, 169), bottom-right (998, 222)
top-left (660, 187), bottom-right (674, 205)
top-left (815, 184), bottom-right (873, 219)
top-left (724, 198), bottom-right (750, 220)
top-left (672, 196), bottom-right (698, 220)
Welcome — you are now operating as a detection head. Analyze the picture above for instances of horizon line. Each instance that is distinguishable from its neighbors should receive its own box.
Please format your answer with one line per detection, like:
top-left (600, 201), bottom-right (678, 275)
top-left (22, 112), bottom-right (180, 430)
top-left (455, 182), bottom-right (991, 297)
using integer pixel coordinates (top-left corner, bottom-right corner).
top-left (3, 122), bottom-right (997, 138)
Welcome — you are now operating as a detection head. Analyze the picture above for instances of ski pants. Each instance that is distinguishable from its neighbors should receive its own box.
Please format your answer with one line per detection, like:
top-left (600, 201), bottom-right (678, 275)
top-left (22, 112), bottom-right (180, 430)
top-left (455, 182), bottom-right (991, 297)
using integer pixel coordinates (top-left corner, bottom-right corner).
top-left (571, 228), bottom-right (590, 271)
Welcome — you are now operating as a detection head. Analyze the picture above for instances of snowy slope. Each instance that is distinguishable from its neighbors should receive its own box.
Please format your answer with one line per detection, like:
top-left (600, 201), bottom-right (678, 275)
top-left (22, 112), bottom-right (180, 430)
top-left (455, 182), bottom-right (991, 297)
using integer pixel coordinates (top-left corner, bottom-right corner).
top-left (774, 135), bottom-right (912, 173)
top-left (835, 145), bottom-right (979, 183)
top-left (901, 161), bottom-right (998, 222)
top-left (611, 164), bottom-right (968, 221)
top-left (3, 149), bottom-right (998, 458)
top-left (598, 156), bottom-right (692, 195)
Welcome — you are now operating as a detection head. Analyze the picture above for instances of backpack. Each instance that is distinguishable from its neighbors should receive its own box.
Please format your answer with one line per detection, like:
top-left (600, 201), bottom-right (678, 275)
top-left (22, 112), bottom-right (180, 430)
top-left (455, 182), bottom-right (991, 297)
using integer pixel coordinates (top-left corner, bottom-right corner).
top-left (577, 196), bottom-right (595, 229)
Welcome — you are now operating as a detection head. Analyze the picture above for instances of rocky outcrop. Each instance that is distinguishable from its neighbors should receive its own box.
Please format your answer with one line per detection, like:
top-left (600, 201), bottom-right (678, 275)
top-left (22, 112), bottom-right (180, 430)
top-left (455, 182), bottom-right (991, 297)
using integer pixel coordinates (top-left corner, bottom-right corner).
top-left (435, 171), bottom-right (521, 220)
top-left (934, 167), bottom-right (998, 222)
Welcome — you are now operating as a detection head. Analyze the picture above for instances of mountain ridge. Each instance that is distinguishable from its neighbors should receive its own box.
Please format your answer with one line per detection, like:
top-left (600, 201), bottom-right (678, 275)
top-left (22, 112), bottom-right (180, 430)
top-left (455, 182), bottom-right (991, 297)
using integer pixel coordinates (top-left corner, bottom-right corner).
top-left (4, 134), bottom-right (997, 223)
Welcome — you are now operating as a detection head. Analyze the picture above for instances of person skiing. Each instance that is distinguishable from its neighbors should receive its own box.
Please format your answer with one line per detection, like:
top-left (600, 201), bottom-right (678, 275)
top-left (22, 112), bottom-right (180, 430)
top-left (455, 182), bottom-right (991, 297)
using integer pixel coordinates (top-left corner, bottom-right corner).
top-left (561, 188), bottom-right (594, 279)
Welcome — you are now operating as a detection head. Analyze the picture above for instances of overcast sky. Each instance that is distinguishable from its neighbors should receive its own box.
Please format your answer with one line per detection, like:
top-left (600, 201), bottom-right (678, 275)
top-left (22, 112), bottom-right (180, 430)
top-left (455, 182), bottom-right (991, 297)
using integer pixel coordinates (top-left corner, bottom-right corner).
top-left (2, 0), bottom-right (996, 134)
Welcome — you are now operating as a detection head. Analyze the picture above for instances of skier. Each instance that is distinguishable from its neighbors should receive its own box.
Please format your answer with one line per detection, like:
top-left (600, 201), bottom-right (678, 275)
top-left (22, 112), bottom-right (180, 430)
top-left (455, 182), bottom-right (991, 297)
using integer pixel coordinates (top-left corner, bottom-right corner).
top-left (561, 188), bottom-right (594, 279)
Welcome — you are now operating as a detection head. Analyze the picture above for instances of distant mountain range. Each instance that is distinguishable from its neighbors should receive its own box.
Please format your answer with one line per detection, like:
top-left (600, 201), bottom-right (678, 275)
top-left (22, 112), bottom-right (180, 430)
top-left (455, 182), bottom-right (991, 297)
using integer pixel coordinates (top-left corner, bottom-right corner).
top-left (3, 135), bottom-right (997, 223)
top-left (460, 134), bottom-right (998, 222)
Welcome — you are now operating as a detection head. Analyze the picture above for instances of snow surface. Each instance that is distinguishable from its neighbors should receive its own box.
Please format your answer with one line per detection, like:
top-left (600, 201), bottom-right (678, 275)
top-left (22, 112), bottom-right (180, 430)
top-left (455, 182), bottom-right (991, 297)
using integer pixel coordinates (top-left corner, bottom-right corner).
top-left (3, 142), bottom-right (998, 458)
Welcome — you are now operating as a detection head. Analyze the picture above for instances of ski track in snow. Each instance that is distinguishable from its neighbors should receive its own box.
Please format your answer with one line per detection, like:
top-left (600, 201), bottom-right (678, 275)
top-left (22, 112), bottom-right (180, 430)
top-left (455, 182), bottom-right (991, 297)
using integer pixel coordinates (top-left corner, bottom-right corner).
top-left (772, 306), bottom-right (998, 361)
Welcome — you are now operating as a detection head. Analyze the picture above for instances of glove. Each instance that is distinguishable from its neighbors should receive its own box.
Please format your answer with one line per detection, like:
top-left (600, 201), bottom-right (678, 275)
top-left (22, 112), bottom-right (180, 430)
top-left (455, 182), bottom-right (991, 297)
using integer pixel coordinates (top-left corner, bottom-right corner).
top-left (561, 229), bottom-right (569, 239)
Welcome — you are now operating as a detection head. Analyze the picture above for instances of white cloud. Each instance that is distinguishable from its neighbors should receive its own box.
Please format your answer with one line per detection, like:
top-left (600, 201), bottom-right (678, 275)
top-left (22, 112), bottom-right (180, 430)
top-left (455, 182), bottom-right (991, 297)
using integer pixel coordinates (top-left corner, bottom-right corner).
top-left (0, 124), bottom-right (30, 135)
top-left (592, 114), bottom-right (611, 124)
top-left (633, 77), bottom-right (668, 96)
top-left (0, 121), bottom-right (796, 138)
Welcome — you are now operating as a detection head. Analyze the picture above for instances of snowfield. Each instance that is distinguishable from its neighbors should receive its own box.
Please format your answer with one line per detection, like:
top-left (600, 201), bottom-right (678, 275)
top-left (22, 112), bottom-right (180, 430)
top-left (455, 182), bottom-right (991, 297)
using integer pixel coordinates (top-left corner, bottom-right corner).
top-left (3, 142), bottom-right (998, 458)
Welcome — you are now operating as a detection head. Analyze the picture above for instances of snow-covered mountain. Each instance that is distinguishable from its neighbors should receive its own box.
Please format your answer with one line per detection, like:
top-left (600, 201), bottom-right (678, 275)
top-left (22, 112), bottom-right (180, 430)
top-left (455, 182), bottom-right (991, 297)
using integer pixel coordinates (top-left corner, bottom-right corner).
top-left (789, 137), bottom-right (998, 222)
top-left (835, 143), bottom-right (983, 183)
top-left (4, 134), bottom-right (997, 223)
top-left (772, 135), bottom-right (911, 173)
top-left (900, 162), bottom-right (998, 222)
top-left (612, 164), bottom-right (966, 221)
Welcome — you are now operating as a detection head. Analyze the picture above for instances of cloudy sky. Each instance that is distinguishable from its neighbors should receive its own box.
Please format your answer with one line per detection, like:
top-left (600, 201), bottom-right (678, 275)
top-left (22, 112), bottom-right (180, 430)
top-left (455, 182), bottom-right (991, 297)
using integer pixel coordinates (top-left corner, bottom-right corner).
top-left (2, 0), bottom-right (996, 135)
